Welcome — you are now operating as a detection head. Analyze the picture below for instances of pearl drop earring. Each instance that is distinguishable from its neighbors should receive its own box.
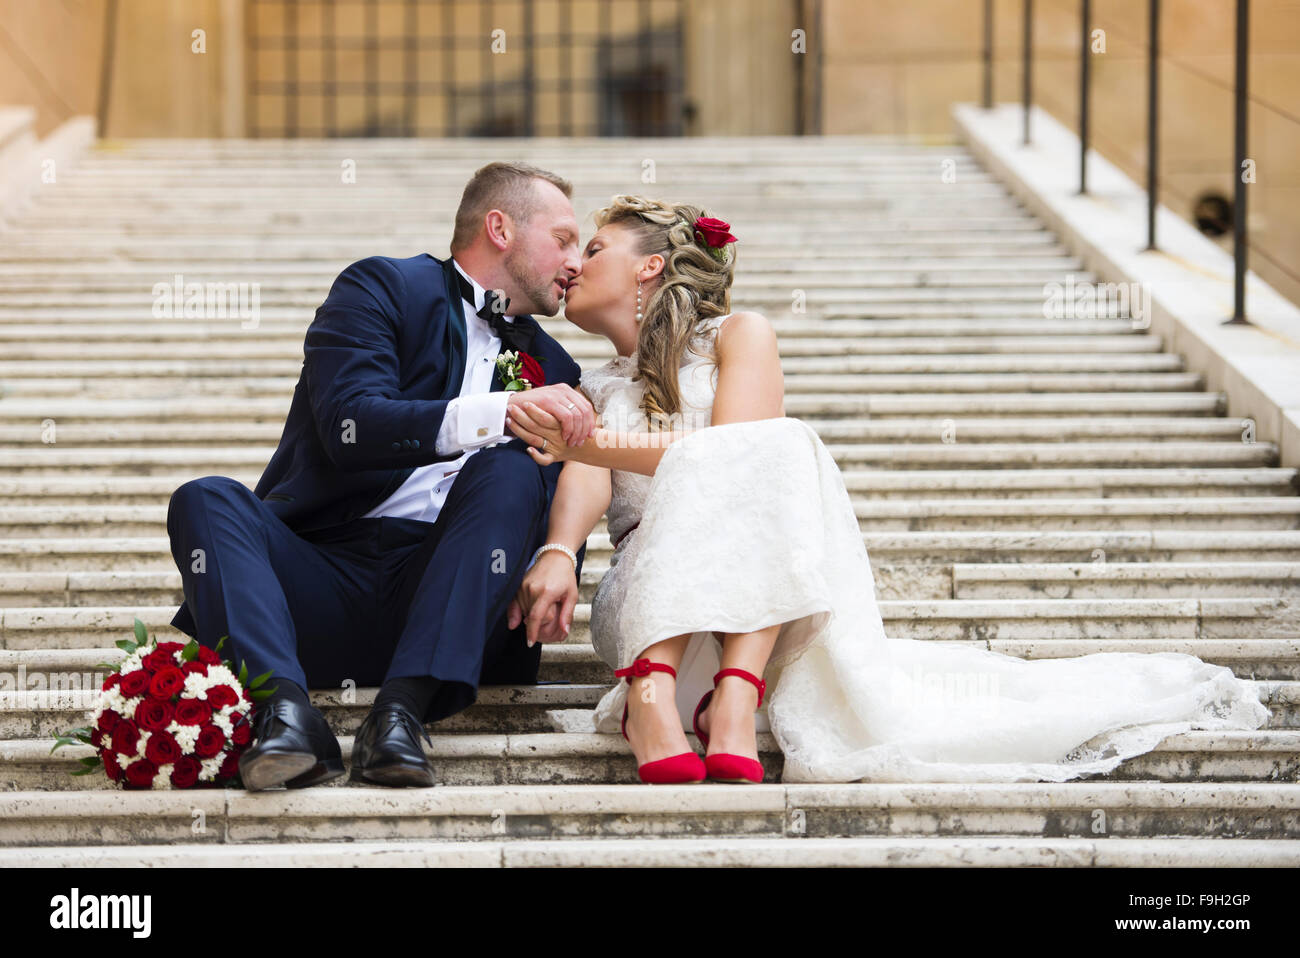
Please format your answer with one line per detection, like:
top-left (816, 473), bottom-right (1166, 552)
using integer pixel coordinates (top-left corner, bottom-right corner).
top-left (635, 280), bottom-right (643, 324)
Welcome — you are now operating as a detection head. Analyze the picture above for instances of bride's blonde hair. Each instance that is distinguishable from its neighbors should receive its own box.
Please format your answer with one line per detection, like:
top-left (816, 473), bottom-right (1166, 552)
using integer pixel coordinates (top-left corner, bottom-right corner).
top-left (593, 195), bottom-right (736, 429)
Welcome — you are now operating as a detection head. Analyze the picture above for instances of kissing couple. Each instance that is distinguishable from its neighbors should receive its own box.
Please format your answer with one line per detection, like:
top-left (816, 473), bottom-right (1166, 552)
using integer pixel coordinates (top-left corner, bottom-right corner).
top-left (167, 161), bottom-right (1269, 790)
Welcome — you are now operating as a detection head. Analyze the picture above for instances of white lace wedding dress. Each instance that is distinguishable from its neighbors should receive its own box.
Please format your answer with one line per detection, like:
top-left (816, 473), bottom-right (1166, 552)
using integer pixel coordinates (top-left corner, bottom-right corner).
top-left (578, 314), bottom-right (1271, 783)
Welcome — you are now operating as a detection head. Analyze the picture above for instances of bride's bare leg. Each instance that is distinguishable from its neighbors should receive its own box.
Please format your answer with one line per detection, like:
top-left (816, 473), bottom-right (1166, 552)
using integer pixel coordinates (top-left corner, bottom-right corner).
top-left (623, 633), bottom-right (693, 765)
top-left (696, 624), bottom-right (781, 762)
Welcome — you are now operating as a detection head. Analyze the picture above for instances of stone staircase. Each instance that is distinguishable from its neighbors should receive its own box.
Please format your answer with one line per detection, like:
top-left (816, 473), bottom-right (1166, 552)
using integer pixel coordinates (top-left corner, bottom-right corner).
top-left (0, 136), bottom-right (1296, 866)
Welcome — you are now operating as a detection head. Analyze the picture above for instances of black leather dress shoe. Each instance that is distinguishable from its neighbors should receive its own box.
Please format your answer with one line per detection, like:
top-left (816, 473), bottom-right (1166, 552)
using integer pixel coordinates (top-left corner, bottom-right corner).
top-left (237, 698), bottom-right (345, 791)
top-left (349, 703), bottom-right (436, 787)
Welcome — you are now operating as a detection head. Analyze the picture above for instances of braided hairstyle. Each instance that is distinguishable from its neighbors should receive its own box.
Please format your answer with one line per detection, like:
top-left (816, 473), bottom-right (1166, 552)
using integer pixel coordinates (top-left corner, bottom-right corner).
top-left (593, 195), bottom-right (737, 430)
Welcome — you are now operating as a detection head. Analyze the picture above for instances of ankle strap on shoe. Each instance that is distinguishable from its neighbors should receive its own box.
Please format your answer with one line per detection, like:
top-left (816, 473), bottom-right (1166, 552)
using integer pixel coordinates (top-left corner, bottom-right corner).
top-left (713, 668), bottom-right (766, 708)
top-left (615, 657), bottom-right (677, 684)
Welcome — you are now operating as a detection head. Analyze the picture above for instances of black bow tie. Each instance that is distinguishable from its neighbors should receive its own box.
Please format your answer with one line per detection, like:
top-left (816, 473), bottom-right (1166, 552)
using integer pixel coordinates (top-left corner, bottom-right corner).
top-left (452, 270), bottom-right (536, 354)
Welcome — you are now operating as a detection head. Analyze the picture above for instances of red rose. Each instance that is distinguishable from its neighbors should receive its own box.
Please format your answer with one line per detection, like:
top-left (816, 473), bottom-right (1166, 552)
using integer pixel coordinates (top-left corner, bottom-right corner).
top-left (134, 697), bottom-right (173, 732)
top-left (218, 752), bottom-right (240, 780)
top-left (101, 673), bottom-right (120, 692)
top-left (96, 708), bottom-right (121, 733)
top-left (205, 684), bottom-right (239, 709)
top-left (197, 646), bottom-right (221, 666)
top-left (195, 724), bottom-right (226, 758)
top-left (148, 666), bottom-right (186, 701)
top-left (119, 669), bottom-right (150, 698)
top-left (102, 750), bottom-right (123, 781)
top-left (693, 216), bottom-right (737, 248)
top-left (182, 660), bottom-right (209, 676)
top-left (243, 688), bottom-right (254, 704)
top-left (156, 641), bottom-right (184, 654)
top-left (518, 351), bottom-right (546, 388)
top-left (90, 728), bottom-right (103, 748)
top-left (123, 758), bottom-right (158, 788)
top-left (142, 646), bottom-right (179, 672)
top-left (144, 729), bottom-right (182, 766)
top-left (230, 712), bottom-right (251, 746)
top-left (111, 718), bottom-right (141, 756)
top-left (174, 698), bottom-right (211, 726)
top-left (170, 755), bottom-right (201, 788)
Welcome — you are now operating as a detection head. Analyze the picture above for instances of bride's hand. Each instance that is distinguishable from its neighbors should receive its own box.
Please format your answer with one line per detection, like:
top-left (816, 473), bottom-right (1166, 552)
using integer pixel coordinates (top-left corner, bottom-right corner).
top-left (507, 399), bottom-right (576, 467)
top-left (507, 552), bottom-right (579, 646)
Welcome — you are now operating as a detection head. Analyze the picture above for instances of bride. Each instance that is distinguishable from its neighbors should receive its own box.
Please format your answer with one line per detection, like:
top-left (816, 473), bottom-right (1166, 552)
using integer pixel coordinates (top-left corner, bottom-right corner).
top-left (503, 194), bottom-right (1270, 785)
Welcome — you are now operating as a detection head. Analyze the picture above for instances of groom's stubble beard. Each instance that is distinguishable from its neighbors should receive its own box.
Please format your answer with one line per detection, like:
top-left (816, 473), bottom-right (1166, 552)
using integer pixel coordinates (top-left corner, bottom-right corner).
top-left (504, 245), bottom-right (561, 317)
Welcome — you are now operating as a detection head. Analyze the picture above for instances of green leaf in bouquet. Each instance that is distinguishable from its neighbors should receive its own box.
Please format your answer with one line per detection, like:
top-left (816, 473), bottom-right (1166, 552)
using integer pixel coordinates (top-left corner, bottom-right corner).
top-left (215, 635), bottom-right (228, 653)
top-left (238, 660), bottom-right (249, 685)
top-left (249, 684), bottom-right (278, 702)
top-left (115, 638), bottom-right (139, 655)
top-left (94, 661), bottom-right (117, 671)
top-left (247, 670), bottom-right (274, 690)
top-left (70, 765), bottom-right (101, 776)
top-left (181, 638), bottom-right (200, 662)
top-left (133, 618), bottom-right (148, 647)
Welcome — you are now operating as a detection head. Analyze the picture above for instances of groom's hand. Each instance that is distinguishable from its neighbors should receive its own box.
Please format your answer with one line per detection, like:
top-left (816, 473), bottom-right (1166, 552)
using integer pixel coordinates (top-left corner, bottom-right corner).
top-left (506, 384), bottom-right (595, 447)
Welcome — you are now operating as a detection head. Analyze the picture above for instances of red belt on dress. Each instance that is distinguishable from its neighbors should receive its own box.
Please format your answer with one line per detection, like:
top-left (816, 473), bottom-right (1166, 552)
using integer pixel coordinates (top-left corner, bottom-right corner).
top-left (611, 521), bottom-right (640, 549)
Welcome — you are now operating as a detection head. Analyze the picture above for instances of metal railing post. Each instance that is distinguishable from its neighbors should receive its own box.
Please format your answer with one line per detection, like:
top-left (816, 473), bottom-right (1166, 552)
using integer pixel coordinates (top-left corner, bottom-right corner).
top-left (1079, 0), bottom-right (1090, 193)
top-left (1146, 0), bottom-right (1159, 250)
top-left (1227, 0), bottom-right (1251, 324)
top-left (1022, 0), bottom-right (1033, 144)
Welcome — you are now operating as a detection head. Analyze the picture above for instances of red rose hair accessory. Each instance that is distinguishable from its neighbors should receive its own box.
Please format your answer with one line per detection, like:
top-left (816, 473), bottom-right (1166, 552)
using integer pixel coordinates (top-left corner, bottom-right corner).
top-left (692, 216), bottom-right (737, 263)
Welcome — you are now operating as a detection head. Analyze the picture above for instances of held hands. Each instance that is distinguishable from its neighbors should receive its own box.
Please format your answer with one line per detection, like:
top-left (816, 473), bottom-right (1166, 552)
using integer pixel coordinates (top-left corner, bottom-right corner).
top-left (505, 384), bottom-right (595, 466)
top-left (507, 552), bottom-right (579, 647)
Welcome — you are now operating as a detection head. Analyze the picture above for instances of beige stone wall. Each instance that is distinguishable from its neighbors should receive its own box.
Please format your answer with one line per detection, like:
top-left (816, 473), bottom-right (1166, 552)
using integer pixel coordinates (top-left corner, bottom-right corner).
top-left (820, 0), bottom-right (1300, 307)
top-left (0, 0), bottom-right (107, 137)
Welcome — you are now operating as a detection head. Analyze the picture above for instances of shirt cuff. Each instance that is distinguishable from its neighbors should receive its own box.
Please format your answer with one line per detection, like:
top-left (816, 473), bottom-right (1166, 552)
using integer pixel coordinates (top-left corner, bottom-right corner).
top-left (436, 391), bottom-right (511, 455)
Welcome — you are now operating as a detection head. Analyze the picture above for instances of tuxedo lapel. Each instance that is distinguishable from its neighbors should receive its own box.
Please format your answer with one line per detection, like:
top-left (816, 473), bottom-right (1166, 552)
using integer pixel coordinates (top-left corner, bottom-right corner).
top-left (436, 256), bottom-right (469, 401)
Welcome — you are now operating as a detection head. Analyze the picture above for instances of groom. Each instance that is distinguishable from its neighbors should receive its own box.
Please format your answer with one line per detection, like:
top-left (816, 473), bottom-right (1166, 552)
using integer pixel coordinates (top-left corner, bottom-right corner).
top-left (166, 161), bottom-right (595, 789)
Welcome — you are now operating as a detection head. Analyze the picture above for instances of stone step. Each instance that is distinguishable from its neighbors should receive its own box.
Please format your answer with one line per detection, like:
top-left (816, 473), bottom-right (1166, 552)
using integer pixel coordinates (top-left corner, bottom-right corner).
top-left (0, 355), bottom-right (1189, 381)
top-left (953, 563), bottom-right (1300, 600)
top-left (0, 419), bottom-right (1265, 449)
top-left (2, 497), bottom-right (1296, 539)
top-left (4, 728), bottom-right (1295, 792)
top-left (4, 835), bottom-right (1296, 867)
top-left (5, 677), bottom-right (1295, 739)
top-left (6, 528), bottom-right (1300, 576)
top-left (0, 469), bottom-right (1290, 507)
top-left (7, 632), bottom-right (1299, 687)
top-left (0, 254), bottom-right (1081, 283)
top-left (2, 557), bottom-right (1299, 608)
top-left (4, 375), bottom-right (1211, 401)
top-left (0, 784), bottom-right (1298, 849)
top-left (0, 269), bottom-right (1086, 298)
top-left (3, 440), bottom-right (1275, 475)
top-left (1, 597), bottom-right (1294, 650)
top-left (0, 332), bottom-right (1165, 359)
top-left (0, 393), bottom-right (1227, 421)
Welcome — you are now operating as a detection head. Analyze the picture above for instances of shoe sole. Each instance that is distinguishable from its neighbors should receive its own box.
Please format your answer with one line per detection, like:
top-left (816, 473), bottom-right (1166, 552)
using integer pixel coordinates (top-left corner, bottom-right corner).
top-left (284, 758), bottom-right (346, 789)
top-left (348, 763), bottom-right (436, 788)
top-left (239, 750), bottom-right (318, 791)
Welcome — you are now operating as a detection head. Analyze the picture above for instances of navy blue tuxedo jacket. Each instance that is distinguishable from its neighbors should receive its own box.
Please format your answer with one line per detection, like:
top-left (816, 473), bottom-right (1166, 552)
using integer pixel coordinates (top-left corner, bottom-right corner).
top-left (253, 253), bottom-right (583, 535)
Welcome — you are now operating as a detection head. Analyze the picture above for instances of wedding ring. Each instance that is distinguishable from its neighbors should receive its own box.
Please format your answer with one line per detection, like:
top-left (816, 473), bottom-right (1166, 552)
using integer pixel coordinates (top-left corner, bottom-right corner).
top-left (542, 438), bottom-right (548, 452)
top-left (565, 402), bottom-right (576, 410)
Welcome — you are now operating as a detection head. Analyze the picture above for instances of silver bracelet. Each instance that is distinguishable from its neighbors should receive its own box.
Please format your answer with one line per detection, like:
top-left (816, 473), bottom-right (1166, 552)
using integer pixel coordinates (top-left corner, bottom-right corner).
top-left (532, 542), bottom-right (577, 570)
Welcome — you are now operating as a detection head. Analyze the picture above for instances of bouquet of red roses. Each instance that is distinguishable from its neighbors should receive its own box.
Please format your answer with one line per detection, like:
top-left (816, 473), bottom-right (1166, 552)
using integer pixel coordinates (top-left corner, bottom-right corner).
top-left (52, 619), bottom-right (275, 789)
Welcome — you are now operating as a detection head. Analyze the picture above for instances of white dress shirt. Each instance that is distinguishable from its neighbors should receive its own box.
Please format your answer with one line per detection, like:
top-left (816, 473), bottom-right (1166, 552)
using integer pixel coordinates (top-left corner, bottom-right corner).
top-left (360, 259), bottom-right (515, 523)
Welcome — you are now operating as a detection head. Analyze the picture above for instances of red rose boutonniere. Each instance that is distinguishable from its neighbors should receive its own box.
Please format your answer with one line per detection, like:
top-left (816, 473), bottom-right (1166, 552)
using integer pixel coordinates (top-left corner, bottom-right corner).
top-left (496, 350), bottom-right (546, 391)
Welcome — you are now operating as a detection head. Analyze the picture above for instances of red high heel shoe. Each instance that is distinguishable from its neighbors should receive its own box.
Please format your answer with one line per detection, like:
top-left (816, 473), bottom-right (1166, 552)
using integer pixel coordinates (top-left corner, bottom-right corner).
top-left (615, 658), bottom-right (706, 784)
top-left (692, 668), bottom-right (766, 783)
